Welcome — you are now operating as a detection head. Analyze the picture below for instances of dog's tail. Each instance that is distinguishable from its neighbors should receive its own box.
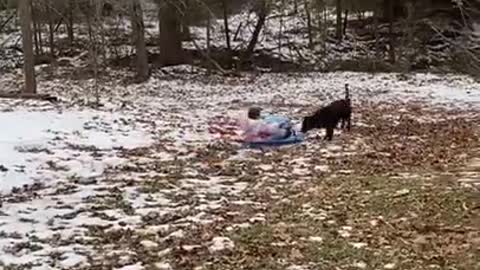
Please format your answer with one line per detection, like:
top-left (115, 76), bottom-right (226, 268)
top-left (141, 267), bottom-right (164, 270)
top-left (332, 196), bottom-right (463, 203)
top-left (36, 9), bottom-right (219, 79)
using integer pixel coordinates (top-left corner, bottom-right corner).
top-left (345, 83), bottom-right (350, 101)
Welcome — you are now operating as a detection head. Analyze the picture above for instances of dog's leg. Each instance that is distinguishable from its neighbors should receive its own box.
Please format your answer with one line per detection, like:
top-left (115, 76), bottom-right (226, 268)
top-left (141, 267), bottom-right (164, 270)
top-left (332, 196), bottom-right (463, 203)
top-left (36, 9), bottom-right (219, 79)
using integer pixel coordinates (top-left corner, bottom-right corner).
top-left (347, 115), bottom-right (351, 131)
top-left (324, 127), bottom-right (334, 141)
top-left (340, 118), bottom-right (345, 129)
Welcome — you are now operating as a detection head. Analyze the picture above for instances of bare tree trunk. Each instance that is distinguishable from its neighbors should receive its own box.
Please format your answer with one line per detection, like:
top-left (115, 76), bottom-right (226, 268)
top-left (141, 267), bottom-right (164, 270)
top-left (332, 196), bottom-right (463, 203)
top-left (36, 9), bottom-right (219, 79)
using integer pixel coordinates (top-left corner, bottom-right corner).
top-left (343, 9), bottom-right (348, 36)
top-left (86, 14), bottom-right (94, 69)
top-left (31, 1), bottom-right (39, 56)
top-left (304, 0), bottom-right (313, 49)
top-left (387, 0), bottom-right (395, 64)
top-left (93, 2), bottom-right (106, 65)
top-left (233, 22), bottom-right (242, 41)
top-left (293, 0), bottom-right (298, 14)
top-left (406, 1), bottom-right (414, 67)
top-left (316, 4), bottom-right (321, 38)
top-left (222, 0), bottom-right (231, 52)
top-left (47, 0), bottom-right (54, 57)
top-left (335, 0), bottom-right (342, 40)
top-left (206, 13), bottom-right (211, 73)
top-left (93, 0), bottom-right (102, 106)
top-left (245, 0), bottom-right (267, 58)
top-left (38, 22), bottom-right (44, 54)
top-left (130, 0), bottom-right (149, 82)
top-left (85, 1), bottom-right (100, 106)
top-left (373, 7), bottom-right (380, 71)
top-left (279, 0), bottom-right (284, 54)
top-left (66, 0), bottom-right (74, 45)
top-left (323, 7), bottom-right (327, 55)
top-left (206, 13), bottom-right (211, 54)
top-left (0, 13), bottom-right (14, 32)
top-left (19, 0), bottom-right (36, 94)
top-left (158, 1), bottom-right (184, 66)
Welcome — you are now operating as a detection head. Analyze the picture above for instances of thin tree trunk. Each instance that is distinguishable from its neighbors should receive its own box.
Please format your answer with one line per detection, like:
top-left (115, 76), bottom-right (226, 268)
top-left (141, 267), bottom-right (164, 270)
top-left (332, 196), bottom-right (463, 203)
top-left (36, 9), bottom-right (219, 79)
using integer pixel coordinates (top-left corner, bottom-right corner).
top-left (86, 1), bottom-right (99, 106)
top-left (222, 0), bottom-right (231, 51)
top-left (323, 7), bottom-right (327, 55)
top-left (94, 2), bottom-right (106, 65)
top-left (279, 0), bottom-right (284, 54)
top-left (406, 1), bottom-right (414, 60)
top-left (206, 14), bottom-right (211, 55)
top-left (33, 23), bottom-right (39, 56)
top-left (335, 0), bottom-right (342, 40)
top-left (130, 0), bottom-right (149, 82)
top-left (0, 12), bottom-right (15, 32)
top-left (387, 0), bottom-right (395, 64)
top-left (343, 9), bottom-right (348, 36)
top-left (316, 5), bottom-right (322, 39)
top-left (245, 0), bottom-right (267, 58)
top-left (47, 0), bottom-right (54, 57)
top-left (38, 21), bottom-right (43, 54)
top-left (304, 0), bottom-right (313, 49)
top-left (53, 18), bottom-right (63, 33)
top-left (233, 22), bottom-right (242, 41)
top-left (31, 1), bottom-right (39, 56)
top-left (86, 13), bottom-right (94, 64)
top-left (93, 0), bottom-right (101, 106)
top-left (206, 13), bottom-right (211, 73)
top-left (406, 2), bottom-right (414, 45)
top-left (67, 0), bottom-right (74, 45)
top-left (19, 0), bottom-right (36, 94)
top-left (373, 7), bottom-right (380, 70)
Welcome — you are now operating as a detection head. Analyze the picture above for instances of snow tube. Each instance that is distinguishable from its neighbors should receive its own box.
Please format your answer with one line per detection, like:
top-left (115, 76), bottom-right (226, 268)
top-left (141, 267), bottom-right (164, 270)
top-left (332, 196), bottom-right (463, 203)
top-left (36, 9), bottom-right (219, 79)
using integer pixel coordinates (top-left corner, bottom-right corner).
top-left (243, 115), bottom-right (305, 148)
top-left (244, 130), bottom-right (305, 148)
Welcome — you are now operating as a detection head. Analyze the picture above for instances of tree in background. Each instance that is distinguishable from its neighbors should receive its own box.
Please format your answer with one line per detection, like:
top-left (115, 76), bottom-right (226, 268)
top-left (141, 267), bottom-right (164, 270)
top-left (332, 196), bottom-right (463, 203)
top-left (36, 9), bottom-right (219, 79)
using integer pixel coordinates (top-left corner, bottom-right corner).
top-left (335, 0), bottom-right (342, 40)
top-left (245, 0), bottom-right (269, 59)
top-left (385, 0), bottom-right (395, 64)
top-left (18, 0), bottom-right (36, 94)
top-left (1, 0), bottom-right (478, 81)
top-left (158, 0), bottom-right (184, 66)
top-left (130, 0), bottom-right (149, 82)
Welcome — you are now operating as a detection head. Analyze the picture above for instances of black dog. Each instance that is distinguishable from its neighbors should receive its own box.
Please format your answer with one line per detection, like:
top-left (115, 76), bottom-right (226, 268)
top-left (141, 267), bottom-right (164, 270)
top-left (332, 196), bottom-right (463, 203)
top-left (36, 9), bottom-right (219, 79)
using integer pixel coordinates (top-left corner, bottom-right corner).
top-left (301, 84), bottom-right (352, 141)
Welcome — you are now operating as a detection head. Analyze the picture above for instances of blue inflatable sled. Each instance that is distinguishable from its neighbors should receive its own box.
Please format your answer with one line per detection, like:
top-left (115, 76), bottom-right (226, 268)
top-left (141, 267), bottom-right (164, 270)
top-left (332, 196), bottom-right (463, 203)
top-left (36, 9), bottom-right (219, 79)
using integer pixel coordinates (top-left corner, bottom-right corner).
top-left (243, 115), bottom-right (305, 148)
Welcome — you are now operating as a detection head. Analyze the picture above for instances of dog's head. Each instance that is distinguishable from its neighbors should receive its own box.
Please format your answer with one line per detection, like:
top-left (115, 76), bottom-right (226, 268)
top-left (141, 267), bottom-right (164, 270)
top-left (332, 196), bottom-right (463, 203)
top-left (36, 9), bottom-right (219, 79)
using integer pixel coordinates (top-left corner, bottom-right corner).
top-left (301, 115), bottom-right (316, 133)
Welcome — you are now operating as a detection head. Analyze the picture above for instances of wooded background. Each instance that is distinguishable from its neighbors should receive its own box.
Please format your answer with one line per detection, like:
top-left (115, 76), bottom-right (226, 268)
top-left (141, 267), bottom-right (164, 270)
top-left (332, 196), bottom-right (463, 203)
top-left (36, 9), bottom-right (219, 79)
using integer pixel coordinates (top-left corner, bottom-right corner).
top-left (1, 0), bottom-right (479, 94)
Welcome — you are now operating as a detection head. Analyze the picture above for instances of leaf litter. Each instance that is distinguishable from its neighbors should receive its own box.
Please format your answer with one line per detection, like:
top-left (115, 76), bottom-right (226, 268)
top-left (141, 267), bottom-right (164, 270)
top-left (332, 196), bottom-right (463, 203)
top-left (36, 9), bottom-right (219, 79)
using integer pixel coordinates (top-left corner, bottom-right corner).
top-left (0, 68), bottom-right (479, 269)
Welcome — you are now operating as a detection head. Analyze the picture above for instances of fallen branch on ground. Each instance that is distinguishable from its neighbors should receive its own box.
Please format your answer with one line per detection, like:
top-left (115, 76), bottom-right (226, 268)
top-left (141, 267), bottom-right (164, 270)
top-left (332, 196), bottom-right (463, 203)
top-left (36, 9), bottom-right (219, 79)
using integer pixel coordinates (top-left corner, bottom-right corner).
top-left (0, 93), bottom-right (58, 102)
top-left (190, 38), bottom-right (229, 75)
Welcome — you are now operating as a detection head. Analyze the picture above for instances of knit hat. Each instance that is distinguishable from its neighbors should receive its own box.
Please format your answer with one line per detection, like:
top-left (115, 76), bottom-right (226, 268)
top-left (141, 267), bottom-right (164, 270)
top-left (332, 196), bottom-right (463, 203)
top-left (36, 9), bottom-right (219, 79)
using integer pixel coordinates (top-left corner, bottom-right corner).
top-left (248, 107), bottom-right (262, 119)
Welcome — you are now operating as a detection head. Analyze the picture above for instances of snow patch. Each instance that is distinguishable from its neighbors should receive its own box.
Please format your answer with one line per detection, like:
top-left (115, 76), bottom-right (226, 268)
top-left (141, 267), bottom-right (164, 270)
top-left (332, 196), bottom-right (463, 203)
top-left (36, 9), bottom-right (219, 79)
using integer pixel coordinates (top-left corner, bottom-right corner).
top-left (0, 109), bottom-right (152, 193)
top-left (116, 262), bottom-right (144, 270)
top-left (209, 237), bottom-right (235, 253)
top-left (308, 236), bottom-right (323, 243)
top-left (154, 262), bottom-right (173, 270)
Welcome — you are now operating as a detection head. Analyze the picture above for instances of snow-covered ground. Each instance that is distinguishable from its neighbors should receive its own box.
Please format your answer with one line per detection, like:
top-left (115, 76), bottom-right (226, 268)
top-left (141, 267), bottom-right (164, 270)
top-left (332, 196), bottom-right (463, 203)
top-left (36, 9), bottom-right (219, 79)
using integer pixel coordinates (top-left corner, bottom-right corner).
top-left (0, 109), bottom-right (152, 193)
top-left (0, 1), bottom-right (479, 268)
top-left (0, 101), bottom-right (154, 268)
top-left (0, 0), bottom-right (480, 270)
top-left (0, 67), bottom-right (479, 269)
